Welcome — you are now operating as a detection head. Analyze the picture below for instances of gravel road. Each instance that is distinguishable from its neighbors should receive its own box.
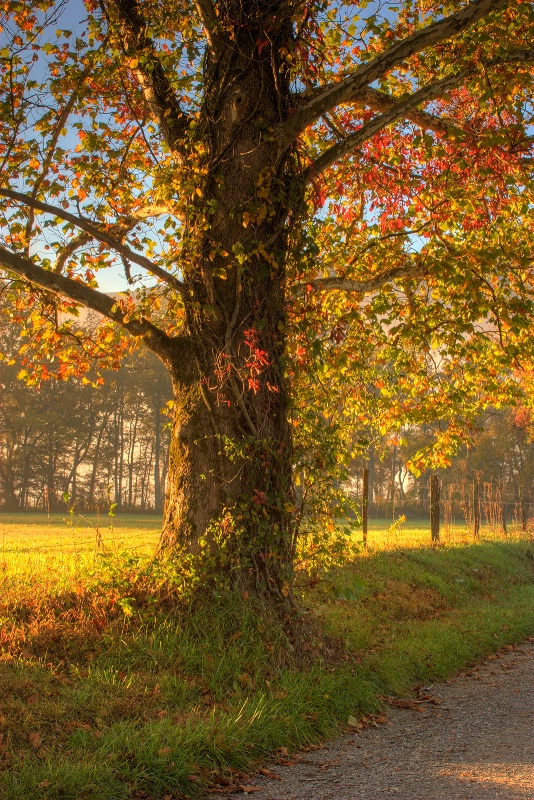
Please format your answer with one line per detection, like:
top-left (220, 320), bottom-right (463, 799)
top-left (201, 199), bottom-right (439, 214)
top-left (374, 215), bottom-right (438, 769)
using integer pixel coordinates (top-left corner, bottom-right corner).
top-left (222, 640), bottom-right (534, 800)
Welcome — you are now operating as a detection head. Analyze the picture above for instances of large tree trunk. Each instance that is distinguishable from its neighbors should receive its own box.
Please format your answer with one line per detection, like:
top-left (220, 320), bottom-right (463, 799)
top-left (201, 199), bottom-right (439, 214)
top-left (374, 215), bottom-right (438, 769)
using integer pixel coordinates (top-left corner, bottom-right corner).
top-left (160, 353), bottom-right (295, 597)
top-left (157, 2), bottom-right (299, 600)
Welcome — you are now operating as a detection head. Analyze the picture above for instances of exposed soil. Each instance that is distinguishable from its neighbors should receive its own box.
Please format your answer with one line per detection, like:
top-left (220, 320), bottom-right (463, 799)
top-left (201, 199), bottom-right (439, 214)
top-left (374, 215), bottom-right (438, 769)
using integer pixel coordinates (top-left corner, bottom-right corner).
top-left (222, 640), bottom-right (534, 800)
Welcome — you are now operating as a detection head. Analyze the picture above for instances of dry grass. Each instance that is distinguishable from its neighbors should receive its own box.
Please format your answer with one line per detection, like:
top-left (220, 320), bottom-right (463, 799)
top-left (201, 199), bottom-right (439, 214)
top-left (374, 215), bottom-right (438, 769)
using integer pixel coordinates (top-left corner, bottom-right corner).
top-left (347, 515), bottom-right (532, 551)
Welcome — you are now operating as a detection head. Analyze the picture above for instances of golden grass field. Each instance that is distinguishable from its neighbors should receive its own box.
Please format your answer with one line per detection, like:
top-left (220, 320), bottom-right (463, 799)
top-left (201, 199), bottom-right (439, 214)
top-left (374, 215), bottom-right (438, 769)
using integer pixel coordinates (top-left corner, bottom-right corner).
top-left (1, 510), bottom-right (529, 588)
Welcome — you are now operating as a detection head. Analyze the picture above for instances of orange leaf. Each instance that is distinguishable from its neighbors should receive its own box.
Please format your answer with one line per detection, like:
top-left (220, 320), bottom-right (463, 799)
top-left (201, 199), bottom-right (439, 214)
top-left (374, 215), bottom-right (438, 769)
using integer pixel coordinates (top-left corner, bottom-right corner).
top-left (29, 732), bottom-right (42, 749)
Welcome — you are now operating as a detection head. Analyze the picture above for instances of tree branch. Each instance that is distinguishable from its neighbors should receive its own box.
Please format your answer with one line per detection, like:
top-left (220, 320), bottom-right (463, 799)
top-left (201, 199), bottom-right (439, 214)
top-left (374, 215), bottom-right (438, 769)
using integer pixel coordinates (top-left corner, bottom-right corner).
top-left (103, 0), bottom-right (191, 155)
top-left (303, 49), bottom-right (534, 181)
top-left (292, 263), bottom-right (424, 296)
top-left (303, 69), bottom-right (469, 182)
top-left (353, 86), bottom-right (455, 136)
top-left (25, 75), bottom-right (88, 255)
top-left (0, 189), bottom-right (185, 293)
top-left (52, 204), bottom-right (171, 273)
top-left (280, 0), bottom-right (509, 142)
top-left (53, 230), bottom-right (92, 274)
top-left (193, 0), bottom-right (221, 57)
top-left (0, 245), bottom-right (174, 360)
top-left (295, 48), bottom-right (534, 140)
top-left (296, 86), bottom-right (455, 136)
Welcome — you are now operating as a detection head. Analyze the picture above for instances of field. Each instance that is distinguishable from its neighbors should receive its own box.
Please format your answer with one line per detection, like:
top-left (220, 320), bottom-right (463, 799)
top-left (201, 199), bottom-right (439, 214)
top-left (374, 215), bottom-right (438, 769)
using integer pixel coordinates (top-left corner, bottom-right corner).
top-left (1, 511), bottom-right (524, 579)
top-left (0, 512), bottom-right (533, 799)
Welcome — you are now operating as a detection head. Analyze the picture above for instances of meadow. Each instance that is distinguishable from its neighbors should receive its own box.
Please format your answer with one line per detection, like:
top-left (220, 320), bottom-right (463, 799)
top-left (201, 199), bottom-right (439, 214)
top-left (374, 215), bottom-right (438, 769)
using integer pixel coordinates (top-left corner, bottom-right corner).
top-left (0, 512), bottom-right (533, 799)
top-left (1, 510), bottom-right (523, 575)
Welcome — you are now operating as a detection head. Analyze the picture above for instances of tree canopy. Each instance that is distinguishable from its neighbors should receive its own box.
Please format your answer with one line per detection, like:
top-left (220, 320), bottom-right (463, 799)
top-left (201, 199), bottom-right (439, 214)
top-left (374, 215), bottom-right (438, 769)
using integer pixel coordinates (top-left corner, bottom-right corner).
top-left (0, 0), bottom-right (533, 600)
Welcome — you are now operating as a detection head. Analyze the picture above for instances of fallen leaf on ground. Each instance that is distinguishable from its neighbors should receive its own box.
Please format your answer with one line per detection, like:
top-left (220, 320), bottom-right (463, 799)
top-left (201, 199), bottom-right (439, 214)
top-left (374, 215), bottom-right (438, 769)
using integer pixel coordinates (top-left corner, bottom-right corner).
top-left (28, 732), bottom-right (42, 749)
top-left (389, 699), bottom-right (421, 710)
top-left (258, 767), bottom-right (281, 779)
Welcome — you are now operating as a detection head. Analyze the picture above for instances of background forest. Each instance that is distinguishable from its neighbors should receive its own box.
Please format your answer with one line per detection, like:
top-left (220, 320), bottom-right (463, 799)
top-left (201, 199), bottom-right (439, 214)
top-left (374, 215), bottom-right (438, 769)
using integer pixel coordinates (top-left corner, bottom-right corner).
top-left (2, 300), bottom-right (532, 527)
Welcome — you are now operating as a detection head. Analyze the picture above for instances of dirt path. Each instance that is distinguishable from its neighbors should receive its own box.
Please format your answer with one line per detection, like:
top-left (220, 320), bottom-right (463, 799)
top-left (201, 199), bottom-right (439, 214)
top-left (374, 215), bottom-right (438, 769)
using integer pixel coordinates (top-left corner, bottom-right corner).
top-left (223, 641), bottom-right (534, 800)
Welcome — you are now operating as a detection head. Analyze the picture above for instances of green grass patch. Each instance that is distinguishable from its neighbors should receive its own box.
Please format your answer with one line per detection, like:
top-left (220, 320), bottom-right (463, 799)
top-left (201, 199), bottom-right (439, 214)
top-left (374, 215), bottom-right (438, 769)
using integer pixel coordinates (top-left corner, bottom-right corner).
top-left (0, 514), bottom-right (533, 799)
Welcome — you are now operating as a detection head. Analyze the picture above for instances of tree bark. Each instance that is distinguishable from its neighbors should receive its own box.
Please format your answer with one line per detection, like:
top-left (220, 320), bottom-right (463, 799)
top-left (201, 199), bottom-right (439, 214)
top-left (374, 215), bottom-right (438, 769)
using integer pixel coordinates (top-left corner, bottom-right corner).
top-left (0, 458), bottom-right (19, 511)
top-left (154, 390), bottom-right (163, 514)
top-left (430, 474), bottom-right (440, 543)
top-left (159, 342), bottom-right (295, 598)
top-left (46, 426), bottom-right (58, 512)
top-left (156, 4), bottom-right (299, 600)
top-left (87, 409), bottom-right (111, 510)
top-left (128, 392), bottom-right (142, 510)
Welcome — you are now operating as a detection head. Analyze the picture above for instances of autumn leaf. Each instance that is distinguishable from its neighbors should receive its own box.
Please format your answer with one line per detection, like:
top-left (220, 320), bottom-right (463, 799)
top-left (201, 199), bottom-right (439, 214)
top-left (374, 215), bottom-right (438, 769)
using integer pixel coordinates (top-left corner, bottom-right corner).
top-left (28, 732), bottom-right (42, 749)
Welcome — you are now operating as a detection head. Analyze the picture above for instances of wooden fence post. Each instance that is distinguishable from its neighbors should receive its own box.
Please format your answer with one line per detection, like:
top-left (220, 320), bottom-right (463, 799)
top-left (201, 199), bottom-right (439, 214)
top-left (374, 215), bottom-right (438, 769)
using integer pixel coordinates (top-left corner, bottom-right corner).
top-left (362, 467), bottom-right (369, 547)
top-left (499, 486), bottom-right (507, 535)
top-left (519, 489), bottom-right (527, 532)
top-left (473, 478), bottom-right (480, 539)
top-left (430, 474), bottom-right (440, 543)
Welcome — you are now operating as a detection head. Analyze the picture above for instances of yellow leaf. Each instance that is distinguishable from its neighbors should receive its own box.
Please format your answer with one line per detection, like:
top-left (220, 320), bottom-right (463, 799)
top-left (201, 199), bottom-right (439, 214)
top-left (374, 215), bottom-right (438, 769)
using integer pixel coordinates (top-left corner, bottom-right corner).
top-left (129, 58), bottom-right (139, 69)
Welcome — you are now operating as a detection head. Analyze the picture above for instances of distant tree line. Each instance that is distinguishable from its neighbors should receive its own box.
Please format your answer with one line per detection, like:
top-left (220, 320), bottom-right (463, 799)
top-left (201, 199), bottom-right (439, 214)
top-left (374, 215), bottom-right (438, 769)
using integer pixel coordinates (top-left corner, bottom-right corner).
top-left (0, 343), bottom-right (172, 513)
top-left (351, 407), bottom-right (534, 525)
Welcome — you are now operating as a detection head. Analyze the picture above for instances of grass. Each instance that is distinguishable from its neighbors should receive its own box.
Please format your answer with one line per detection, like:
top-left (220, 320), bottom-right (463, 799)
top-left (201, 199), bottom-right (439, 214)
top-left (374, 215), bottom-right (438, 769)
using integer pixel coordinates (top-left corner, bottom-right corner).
top-left (342, 514), bottom-right (529, 549)
top-left (0, 512), bottom-right (533, 799)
